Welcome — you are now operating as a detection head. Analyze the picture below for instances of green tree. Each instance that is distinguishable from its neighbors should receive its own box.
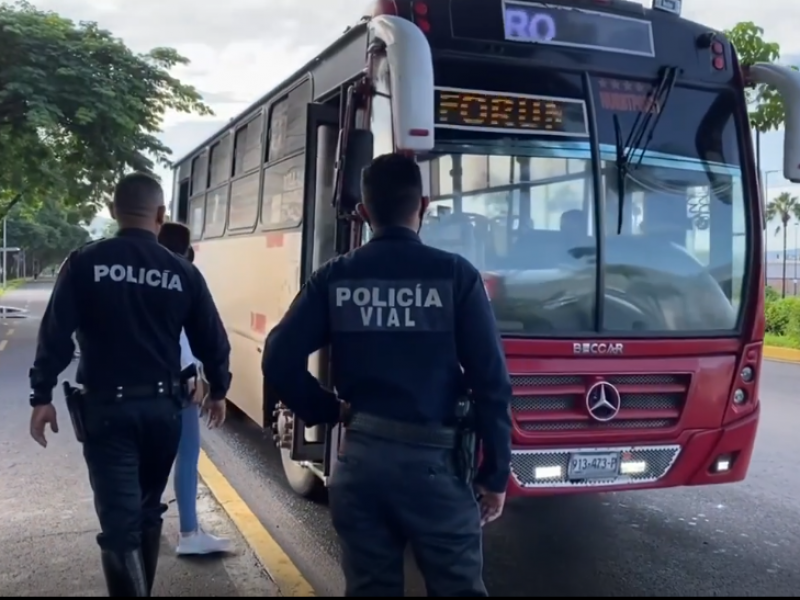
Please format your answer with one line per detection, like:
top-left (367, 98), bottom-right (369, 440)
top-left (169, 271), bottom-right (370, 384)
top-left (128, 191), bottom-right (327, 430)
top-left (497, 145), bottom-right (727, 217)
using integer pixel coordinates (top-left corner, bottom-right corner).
top-left (5, 197), bottom-right (92, 275)
top-left (725, 21), bottom-right (797, 133)
top-left (0, 1), bottom-right (212, 216)
top-left (766, 191), bottom-right (800, 297)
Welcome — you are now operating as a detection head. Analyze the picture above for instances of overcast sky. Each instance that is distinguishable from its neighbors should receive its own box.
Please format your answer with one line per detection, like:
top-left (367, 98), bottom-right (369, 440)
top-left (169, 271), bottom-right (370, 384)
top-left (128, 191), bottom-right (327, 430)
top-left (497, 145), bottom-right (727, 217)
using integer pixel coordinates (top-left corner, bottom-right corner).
top-left (33, 0), bottom-right (800, 247)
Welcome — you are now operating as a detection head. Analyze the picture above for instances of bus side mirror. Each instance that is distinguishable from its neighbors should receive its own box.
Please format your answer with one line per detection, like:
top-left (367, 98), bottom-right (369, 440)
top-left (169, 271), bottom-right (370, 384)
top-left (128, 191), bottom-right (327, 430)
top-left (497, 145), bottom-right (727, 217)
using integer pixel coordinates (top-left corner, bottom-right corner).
top-left (339, 129), bottom-right (374, 212)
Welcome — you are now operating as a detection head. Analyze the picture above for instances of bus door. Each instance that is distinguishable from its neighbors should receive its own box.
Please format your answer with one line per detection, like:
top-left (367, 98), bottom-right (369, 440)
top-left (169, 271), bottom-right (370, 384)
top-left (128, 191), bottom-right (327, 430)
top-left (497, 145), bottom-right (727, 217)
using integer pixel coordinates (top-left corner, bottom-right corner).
top-left (289, 102), bottom-right (340, 465)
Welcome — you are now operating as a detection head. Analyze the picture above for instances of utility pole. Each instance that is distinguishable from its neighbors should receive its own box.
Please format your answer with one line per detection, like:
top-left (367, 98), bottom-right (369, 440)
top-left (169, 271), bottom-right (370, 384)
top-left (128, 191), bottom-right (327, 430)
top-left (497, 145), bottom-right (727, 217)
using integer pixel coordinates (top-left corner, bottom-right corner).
top-left (795, 223), bottom-right (799, 296)
top-left (763, 169), bottom-right (781, 287)
top-left (2, 217), bottom-right (6, 290)
top-left (0, 218), bottom-right (20, 290)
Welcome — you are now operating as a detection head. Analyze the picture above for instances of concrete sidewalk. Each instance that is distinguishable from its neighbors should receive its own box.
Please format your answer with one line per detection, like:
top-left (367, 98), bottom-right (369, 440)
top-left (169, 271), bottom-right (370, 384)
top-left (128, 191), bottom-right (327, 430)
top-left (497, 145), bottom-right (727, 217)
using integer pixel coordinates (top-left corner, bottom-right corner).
top-left (0, 478), bottom-right (276, 596)
top-left (0, 283), bottom-right (278, 596)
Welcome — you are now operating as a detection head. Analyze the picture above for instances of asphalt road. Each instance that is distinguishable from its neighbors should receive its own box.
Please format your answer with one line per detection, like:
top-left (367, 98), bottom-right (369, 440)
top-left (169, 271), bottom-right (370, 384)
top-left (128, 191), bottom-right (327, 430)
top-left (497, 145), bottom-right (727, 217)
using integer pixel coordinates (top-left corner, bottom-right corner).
top-left (7, 281), bottom-right (799, 596)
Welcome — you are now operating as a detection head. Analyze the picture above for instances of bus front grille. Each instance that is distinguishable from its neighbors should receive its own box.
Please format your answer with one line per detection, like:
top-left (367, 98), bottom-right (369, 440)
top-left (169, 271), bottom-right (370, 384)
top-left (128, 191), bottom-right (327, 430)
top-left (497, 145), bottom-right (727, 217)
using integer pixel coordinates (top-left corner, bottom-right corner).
top-left (510, 373), bottom-right (690, 432)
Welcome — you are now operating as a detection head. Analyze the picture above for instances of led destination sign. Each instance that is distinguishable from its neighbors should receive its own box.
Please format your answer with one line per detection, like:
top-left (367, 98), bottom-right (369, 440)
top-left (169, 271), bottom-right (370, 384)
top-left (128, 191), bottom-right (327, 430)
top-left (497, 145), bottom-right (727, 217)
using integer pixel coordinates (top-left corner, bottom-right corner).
top-left (434, 87), bottom-right (588, 137)
top-left (502, 0), bottom-right (655, 57)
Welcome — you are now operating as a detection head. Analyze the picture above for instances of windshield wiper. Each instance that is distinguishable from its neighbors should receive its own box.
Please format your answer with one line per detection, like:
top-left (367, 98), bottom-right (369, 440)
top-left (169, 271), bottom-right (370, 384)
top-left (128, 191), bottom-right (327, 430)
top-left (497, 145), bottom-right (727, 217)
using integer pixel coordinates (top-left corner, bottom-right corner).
top-left (613, 66), bottom-right (680, 233)
top-left (613, 113), bottom-right (626, 234)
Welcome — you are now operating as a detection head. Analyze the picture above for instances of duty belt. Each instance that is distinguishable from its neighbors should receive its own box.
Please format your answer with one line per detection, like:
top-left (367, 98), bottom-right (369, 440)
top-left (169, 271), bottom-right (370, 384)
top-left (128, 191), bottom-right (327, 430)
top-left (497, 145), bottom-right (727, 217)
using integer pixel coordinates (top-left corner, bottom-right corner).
top-left (347, 412), bottom-right (457, 448)
top-left (82, 379), bottom-right (184, 402)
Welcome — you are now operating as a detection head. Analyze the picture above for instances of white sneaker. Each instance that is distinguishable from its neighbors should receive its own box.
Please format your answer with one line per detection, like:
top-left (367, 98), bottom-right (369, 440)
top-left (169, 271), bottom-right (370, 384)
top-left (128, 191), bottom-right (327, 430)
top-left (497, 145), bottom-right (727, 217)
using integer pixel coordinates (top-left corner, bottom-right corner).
top-left (176, 530), bottom-right (232, 555)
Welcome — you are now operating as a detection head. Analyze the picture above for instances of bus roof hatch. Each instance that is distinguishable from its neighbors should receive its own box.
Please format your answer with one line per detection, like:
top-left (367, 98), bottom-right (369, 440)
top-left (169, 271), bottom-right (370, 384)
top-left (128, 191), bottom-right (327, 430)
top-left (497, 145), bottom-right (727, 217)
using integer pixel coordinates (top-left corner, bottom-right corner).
top-left (368, 15), bottom-right (435, 152)
top-left (749, 63), bottom-right (800, 183)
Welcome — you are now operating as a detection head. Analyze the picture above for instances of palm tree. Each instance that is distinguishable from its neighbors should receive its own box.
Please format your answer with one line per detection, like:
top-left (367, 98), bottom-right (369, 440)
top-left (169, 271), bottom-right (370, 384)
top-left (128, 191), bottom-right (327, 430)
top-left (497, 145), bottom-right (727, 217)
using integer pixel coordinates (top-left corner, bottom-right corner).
top-left (766, 191), bottom-right (800, 297)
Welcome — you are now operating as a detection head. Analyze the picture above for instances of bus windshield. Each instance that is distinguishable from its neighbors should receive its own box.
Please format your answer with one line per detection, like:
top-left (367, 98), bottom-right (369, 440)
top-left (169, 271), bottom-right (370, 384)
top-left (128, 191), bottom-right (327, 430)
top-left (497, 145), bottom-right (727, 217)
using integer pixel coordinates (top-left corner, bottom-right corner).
top-left (419, 144), bottom-right (748, 337)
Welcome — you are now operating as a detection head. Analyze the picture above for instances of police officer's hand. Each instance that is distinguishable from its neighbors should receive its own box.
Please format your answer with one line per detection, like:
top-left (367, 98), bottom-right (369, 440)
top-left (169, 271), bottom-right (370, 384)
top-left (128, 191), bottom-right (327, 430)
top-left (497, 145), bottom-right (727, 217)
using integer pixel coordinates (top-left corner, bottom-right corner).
top-left (191, 378), bottom-right (207, 405)
top-left (475, 485), bottom-right (506, 526)
top-left (30, 404), bottom-right (59, 448)
top-left (202, 397), bottom-right (226, 428)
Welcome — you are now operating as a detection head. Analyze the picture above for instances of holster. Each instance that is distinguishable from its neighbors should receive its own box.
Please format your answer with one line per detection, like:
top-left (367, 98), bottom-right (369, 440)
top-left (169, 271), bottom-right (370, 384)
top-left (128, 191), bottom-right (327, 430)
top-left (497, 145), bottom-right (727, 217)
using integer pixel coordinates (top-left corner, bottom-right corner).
top-left (180, 363), bottom-right (198, 383)
top-left (62, 381), bottom-right (87, 443)
top-left (452, 396), bottom-right (478, 485)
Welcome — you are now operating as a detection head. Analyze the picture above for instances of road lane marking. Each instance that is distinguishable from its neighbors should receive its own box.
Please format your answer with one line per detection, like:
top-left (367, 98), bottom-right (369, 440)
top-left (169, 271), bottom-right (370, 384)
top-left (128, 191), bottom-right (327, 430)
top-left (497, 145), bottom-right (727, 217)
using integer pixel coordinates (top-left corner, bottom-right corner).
top-left (197, 450), bottom-right (315, 596)
top-left (6, 329), bottom-right (13, 336)
top-left (0, 340), bottom-right (6, 351)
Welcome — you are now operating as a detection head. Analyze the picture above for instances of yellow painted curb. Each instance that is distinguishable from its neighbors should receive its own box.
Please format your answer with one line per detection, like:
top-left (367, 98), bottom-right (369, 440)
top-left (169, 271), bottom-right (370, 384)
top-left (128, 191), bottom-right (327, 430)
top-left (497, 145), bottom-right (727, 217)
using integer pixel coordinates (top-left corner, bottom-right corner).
top-left (763, 345), bottom-right (800, 363)
top-left (197, 450), bottom-right (316, 596)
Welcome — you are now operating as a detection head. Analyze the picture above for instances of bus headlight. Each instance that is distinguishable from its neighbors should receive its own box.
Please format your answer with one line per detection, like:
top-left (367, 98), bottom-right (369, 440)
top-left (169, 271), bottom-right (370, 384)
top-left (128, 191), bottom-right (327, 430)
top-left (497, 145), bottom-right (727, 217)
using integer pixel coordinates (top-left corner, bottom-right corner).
top-left (733, 388), bottom-right (746, 404)
top-left (713, 454), bottom-right (733, 473)
top-left (534, 466), bottom-right (562, 480)
top-left (740, 366), bottom-right (754, 382)
top-left (620, 460), bottom-right (647, 475)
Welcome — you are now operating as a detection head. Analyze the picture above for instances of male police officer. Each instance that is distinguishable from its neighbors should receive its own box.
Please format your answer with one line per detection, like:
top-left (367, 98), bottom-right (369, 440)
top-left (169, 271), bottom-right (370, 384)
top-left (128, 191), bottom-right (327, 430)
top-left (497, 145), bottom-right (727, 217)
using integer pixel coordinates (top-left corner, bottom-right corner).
top-left (262, 153), bottom-right (512, 596)
top-left (28, 172), bottom-right (231, 597)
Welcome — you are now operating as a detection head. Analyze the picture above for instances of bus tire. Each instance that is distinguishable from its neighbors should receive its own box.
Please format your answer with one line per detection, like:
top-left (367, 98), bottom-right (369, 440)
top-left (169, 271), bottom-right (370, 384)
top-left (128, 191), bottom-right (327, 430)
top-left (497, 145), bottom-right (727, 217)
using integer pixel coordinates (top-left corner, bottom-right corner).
top-left (280, 449), bottom-right (326, 498)
top-left (274, 406), bottom-right (326, 499)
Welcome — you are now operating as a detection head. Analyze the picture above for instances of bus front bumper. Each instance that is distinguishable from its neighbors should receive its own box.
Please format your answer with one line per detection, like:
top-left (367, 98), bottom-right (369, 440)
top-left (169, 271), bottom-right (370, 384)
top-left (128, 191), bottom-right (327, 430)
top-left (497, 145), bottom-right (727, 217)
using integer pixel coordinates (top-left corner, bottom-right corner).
top-left (505, 405), bottom-right (760, 497)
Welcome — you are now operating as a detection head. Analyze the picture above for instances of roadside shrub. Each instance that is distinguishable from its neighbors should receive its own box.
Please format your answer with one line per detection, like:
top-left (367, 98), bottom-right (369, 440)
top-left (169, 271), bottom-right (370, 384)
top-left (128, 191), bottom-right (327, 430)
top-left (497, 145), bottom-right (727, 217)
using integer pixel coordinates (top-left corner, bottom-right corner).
top-left (784, 298), bottom-right (800, 340)
top-left (765, 294), bottom-right (787, 334)
top-left (765, 286), bottom-right (780, 303)
top-left (764, 293), bottom-right (800, 341)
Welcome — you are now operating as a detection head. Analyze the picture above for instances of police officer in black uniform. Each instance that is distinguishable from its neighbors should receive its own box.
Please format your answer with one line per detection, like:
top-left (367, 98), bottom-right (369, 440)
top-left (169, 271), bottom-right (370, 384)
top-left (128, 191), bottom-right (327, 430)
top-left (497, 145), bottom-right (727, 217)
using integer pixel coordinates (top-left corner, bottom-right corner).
top-left (28, 172), bottom-right (231, 597)
top-left (262, 153), bottom-right (512, 596)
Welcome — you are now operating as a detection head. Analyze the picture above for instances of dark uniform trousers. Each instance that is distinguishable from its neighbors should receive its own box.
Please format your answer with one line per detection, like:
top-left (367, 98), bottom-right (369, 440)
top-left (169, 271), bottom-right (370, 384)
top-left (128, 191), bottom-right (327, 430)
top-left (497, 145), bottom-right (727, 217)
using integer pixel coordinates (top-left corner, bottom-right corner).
top-left (328, 430), bottom-right (488, 597)
top-left (83, 396), bottom-right (183, 595)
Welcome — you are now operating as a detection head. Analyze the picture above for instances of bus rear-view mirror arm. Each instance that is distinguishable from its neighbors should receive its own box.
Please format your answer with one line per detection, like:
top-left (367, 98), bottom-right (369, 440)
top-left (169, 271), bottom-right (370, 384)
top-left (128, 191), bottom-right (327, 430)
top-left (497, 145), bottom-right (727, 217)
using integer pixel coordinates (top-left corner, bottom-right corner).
top-left (338, 129), bottom-right (374, 213)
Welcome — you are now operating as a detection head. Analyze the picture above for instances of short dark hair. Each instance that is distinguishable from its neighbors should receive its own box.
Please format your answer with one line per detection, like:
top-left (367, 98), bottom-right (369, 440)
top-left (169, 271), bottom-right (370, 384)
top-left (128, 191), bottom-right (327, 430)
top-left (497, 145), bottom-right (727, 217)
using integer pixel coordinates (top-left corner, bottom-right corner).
top-left (113, 172), bottom-right (164, 217)
top-left (361, 153), bottom-right (423, 227)
top-left (158, 222), bottom-right (191, 255)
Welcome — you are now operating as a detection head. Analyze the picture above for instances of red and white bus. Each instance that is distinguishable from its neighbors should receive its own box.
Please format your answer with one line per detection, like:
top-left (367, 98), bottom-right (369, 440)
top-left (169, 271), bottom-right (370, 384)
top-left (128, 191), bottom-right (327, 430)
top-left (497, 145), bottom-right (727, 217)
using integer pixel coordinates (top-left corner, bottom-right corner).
top-left (172, 0), bottom-right (800, 497)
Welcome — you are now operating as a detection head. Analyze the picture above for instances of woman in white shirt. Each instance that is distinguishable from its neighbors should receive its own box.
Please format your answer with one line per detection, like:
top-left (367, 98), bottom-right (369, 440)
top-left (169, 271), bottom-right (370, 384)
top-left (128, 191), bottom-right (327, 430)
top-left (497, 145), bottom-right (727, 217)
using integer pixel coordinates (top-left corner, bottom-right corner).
top-left (159, 225), bottom-right (231, 555)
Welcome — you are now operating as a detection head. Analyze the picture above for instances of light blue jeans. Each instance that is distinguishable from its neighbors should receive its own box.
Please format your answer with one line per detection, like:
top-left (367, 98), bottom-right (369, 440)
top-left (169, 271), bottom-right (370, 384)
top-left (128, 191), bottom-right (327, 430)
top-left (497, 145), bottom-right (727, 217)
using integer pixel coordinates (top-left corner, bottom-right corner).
top-left (174, 404), bottom-right (200, 533)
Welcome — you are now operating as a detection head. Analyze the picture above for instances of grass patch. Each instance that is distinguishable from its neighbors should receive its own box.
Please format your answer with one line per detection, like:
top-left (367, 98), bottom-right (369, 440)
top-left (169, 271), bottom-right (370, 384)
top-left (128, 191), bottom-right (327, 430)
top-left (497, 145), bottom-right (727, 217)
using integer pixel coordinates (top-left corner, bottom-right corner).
top-left (0, 278), bottom-right (24, 297)
top-left (764, 333), bottom-right (800, 349)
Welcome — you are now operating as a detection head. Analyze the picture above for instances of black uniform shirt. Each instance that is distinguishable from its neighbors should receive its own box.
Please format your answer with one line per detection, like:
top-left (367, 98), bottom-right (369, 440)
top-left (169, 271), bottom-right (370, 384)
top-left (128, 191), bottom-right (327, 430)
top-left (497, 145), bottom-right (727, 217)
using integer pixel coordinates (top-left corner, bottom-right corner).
top-left (30, 228), bottom-right (231, 401)
top-left (262, 226), bottom-right (513, 492)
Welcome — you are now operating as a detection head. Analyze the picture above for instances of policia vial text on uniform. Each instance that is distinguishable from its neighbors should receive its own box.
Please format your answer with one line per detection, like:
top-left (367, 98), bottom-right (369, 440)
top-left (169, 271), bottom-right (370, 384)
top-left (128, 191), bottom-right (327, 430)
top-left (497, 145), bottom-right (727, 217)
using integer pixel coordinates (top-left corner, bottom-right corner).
top-left (28, 172), bottom-right (231, 597)
top-left (333, 280), bottom-right (448, 329)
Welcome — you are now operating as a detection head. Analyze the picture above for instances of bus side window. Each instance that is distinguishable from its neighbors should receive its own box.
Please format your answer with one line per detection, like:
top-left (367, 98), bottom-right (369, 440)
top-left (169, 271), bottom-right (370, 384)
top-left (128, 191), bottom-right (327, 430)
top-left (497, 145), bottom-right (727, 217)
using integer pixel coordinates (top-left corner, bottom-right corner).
top-left (190, 153), bottom-right (207, 196)
top-left (189, 153), bottom-right (208, 239)
top-left (176, 179), bottom-right (190, 223)
top-left (266, 80), bottom-right (312, 164)
top-left (189, 196), bottom-right (205, 240)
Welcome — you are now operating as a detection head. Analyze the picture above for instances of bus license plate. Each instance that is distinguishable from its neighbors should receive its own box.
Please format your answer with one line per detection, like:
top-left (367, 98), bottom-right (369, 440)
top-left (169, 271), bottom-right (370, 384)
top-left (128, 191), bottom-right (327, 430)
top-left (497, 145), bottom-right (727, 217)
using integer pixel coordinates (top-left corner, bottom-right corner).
top-left (568, 452), bottom-right (620, 480)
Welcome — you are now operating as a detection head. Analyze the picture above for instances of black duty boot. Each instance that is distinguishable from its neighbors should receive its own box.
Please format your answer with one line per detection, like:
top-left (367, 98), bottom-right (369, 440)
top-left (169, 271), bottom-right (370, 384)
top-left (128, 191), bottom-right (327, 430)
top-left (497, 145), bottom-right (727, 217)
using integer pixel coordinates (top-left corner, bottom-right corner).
top-left (141, 525), bottom-right (163, 594)
top-left (100, 549), bottom-right (149, 596)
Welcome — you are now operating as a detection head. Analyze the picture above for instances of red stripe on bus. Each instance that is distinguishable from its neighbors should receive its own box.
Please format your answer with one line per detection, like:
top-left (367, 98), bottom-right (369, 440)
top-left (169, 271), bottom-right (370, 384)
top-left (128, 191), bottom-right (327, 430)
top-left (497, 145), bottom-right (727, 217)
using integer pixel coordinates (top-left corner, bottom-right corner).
top-left (250, 312), bottom-right (267, 335)
top-left (265, 233), bottom-right (284, 247)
